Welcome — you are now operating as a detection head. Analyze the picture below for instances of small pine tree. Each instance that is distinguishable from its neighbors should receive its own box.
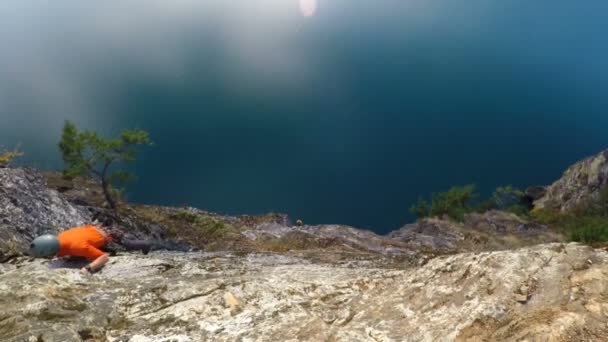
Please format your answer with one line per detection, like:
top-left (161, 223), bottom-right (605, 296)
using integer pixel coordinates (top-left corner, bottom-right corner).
top-left (58, 120), bottom-right (151, 210)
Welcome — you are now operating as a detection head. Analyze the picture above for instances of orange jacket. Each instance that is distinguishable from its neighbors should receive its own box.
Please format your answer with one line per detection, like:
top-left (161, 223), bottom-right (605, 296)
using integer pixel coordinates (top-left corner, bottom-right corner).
top-left (57, 224), bottom-right (110, 261)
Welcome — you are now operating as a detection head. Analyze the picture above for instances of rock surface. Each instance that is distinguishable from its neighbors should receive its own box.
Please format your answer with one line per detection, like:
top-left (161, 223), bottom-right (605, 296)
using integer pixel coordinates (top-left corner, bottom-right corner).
top-left (2, 244), bottom-right (608, 341)
top-left (534, 150), bottom-right (608, 211)
top-left (241, 222), bottom-right (415, 257)
top-left (389, 210), bottom-right (563, 254)
top-left (0, 168), bottom-right (91, 259)
top-left (2, 152), bottom-right (606, 342)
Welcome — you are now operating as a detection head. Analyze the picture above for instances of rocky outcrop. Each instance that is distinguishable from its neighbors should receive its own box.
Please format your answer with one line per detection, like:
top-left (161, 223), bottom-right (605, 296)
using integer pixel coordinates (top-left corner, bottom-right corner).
top-left (534, 150), bottom-right (608, 211)
top-left (389, 210), bottom-right (564, 255)
top-left (2, 243), bottom-right (608, 341)
top-left (241, 223), bottom-right (414, 258)
top-left (0, 168), bottom-right (91, 258)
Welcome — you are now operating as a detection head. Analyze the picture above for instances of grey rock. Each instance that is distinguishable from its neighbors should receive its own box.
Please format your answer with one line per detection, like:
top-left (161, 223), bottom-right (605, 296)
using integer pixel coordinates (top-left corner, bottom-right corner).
top-left (0, 168), bottom-right (91, 256)
top-left (1, 244), bottom-right (608, 341)
top-left (241, 223), bottom-right (414, 258)
top-left (389, 220), bottom-right (464, 252)
top-left (388, 211), bottom-right (563, 254)
top-left (534, 149), bottom-right (608, 211)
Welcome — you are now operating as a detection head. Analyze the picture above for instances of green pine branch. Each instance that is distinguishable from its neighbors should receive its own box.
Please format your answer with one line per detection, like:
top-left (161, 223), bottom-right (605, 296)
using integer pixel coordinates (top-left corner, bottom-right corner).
top-left (58, 120), bottom-right (151, 210)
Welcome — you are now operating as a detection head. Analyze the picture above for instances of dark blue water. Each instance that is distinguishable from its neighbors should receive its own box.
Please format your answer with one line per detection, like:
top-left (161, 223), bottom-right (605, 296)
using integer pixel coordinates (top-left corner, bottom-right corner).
top-left (1, 1), bottom-right (608, 233)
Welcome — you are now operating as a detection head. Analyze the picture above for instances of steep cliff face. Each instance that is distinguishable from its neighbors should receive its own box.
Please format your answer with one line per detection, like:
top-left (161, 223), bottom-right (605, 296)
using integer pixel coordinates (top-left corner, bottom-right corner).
top-left (534, 150), bottom-right (608, 212)
top-left (2, 244), bottom-right (607, 341)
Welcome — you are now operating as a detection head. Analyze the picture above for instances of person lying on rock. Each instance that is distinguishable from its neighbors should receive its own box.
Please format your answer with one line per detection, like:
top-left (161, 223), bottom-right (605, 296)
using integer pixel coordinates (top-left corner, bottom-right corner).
top-left (28, 224), bottom-right (173, 275)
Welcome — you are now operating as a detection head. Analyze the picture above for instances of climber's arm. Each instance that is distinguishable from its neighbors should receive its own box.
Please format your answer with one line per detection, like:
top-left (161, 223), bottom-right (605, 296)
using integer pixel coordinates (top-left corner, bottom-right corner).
top-left (79, 246), bottom-right (109, 274)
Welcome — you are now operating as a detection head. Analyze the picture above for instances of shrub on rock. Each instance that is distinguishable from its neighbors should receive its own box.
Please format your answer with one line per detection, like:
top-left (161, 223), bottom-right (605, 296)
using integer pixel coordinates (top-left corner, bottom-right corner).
top-left (410, 184), bottom-right (477, 221)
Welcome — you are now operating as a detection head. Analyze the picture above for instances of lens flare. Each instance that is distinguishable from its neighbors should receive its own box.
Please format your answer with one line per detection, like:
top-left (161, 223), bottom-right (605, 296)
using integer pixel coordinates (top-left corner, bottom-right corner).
top-left (299, 0), bottom-right (317, 17)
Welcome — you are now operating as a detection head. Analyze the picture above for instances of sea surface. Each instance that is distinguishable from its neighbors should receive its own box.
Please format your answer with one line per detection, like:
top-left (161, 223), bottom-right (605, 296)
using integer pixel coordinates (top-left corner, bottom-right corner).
top-left (1, 1), bottom-right (607, 233)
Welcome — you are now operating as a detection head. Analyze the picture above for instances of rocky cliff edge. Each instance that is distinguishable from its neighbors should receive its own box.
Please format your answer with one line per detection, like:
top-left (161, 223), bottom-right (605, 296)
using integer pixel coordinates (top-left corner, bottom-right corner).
top-left (2, 148), bottom-right (608, 341)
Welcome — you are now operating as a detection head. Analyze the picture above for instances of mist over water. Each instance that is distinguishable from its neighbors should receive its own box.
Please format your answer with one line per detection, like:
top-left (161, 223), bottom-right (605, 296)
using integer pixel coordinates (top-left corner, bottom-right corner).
top-left (2, 1), bottom-right (608, 233)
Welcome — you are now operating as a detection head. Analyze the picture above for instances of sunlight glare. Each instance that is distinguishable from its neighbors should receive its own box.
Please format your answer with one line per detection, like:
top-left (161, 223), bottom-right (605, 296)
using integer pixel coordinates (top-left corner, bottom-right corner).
top-left (299, 0), bottom-right (318, 17)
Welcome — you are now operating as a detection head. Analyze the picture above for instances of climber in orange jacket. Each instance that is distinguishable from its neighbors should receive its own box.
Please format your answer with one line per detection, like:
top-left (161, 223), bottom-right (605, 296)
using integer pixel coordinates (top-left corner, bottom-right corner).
top-left (30, 223), bottom-right (189, 274)
top-left (29, 224), bottom-right (125, 275)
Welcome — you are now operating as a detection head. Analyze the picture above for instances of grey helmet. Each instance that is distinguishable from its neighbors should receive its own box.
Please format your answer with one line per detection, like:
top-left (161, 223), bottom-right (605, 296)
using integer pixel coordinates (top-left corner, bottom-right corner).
top-left (29, 234), bottom-right (60, 257)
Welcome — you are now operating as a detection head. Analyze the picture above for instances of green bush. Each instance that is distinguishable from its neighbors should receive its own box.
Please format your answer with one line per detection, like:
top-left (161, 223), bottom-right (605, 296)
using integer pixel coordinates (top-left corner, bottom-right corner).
top-left (474, 199), bottom-right (496, 213)
top-left (531, 188), bottom-right (608, 244)
top-left (567, 186), bottom-right (608, 243)
top-left (573, 186), bottom-right (608, 218)
top-left (505, 204), bottom-right (530, 217)
top-left (492, 186), bottom-right (525, 209)
top-left (410, 184), bottom-right (476, 221)
top-left (473, 185), bottom-right (529, 217)
top-left (412, 184), bottom-right (533, 222)
top-left (567, 216), bottom-right (608, 243)
top-left (530, 208), bottom-right (569, 225)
